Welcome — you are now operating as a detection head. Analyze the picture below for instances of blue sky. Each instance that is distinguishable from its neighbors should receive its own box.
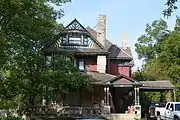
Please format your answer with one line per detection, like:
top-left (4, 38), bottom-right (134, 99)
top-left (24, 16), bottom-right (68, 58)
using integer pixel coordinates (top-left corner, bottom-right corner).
top-left (56, 0), bottom-right (178, 71)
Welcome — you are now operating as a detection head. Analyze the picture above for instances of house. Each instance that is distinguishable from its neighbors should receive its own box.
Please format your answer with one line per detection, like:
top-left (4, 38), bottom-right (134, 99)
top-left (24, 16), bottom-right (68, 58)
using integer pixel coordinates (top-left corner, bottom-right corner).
top-left (44, 15), bottom-right (141, 115)
top-left (34, 15), bottom-right (177, 120)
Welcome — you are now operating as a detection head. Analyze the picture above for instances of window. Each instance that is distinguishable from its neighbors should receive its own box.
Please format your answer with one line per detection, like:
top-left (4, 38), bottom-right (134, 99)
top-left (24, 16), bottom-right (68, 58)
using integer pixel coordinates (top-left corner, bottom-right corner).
top-left (83, 36), bottom-right (89, 45)
top-left (170, 104), bottom-right (174, 111)
top-left (78, 60), bottom-right (85, 71)
top-left (175, 104), bottom-right (180, 111)
top-left (166, 103), bottom-right (170, 110)
top-left (60, 33), bottom-right (89, 46)
top-left (118, 60), bottom-right (130, 66)
top-left (69, 37), bottom-right (82, 45)
top-left (74, 59), bottom-right (85, 72)
top-left (46, 56), bottom-right (52, 66)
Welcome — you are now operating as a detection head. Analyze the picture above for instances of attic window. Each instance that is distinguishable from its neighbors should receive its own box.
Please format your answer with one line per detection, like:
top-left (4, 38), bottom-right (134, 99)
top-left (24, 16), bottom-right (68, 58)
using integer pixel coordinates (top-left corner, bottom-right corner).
top-left (61, 33), bottom-right (89, 46)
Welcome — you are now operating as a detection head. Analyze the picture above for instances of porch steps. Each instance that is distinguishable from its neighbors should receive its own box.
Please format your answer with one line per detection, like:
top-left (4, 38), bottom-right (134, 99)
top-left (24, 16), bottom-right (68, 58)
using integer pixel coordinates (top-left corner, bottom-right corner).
top-left (108, 114), bottom-right (135, 120)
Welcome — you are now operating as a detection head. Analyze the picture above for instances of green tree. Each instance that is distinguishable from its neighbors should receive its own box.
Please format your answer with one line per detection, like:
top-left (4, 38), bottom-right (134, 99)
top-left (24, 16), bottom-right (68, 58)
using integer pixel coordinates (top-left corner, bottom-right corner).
top-left (158, 31), bottom-right (180, 83)
top-left (135, 19), bottom-right (169, 61)
top-left (134, 17), bottom-right (180, 101)
top-left (0, 0), bottom-right (90, 112)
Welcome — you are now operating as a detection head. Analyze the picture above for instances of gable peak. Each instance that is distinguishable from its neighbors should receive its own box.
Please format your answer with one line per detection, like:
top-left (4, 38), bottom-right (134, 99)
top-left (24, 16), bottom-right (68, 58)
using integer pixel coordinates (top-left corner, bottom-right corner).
top-left (65, 19), bottom-right (84, 30)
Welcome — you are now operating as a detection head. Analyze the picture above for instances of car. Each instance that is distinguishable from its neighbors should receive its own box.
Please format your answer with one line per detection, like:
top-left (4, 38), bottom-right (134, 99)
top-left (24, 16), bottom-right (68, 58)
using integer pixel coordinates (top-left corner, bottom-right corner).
top-left (147, 102), bottom-right (166, 120)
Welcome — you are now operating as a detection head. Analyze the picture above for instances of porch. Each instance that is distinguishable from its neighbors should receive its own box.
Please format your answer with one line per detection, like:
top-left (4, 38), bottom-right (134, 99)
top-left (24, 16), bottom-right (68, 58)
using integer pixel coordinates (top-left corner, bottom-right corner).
top-left (22, 72), bottom-right (141, 118)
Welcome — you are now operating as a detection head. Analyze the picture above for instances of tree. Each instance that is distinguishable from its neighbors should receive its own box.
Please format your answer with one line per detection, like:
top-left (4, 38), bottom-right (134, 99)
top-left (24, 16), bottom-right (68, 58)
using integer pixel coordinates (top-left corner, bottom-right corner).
top-left (0, 0), bottom-right (89, 112)
top-left (134, 17), bottom-right (180, 100)
top-left (163, 0), bottom-right (179, 16)
top-left (135, 19), bottom-right (169, 61)
top-left (158, 31), bottom-right (180, 82)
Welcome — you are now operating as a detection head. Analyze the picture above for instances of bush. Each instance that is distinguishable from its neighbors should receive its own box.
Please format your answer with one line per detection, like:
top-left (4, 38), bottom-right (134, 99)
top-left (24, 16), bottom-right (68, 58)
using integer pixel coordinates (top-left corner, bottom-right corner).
top-left (0, 117), bottom-right (22, 120)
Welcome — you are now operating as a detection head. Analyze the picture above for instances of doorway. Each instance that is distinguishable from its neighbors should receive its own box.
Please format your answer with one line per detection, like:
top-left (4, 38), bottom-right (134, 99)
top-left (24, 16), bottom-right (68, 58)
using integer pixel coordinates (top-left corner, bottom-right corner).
top-left (110, 87), bottom-right (134, 113)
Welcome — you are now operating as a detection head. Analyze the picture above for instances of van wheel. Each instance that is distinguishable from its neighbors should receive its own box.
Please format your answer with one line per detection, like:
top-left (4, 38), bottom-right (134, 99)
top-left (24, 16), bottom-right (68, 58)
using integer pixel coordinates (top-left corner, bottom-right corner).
top-left (157, 115), bottom-right (161, 120)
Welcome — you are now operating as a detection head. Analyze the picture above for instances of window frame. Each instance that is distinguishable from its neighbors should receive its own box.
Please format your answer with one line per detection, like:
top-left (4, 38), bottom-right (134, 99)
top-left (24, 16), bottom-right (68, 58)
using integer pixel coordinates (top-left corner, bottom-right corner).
top-left (170, 103), bottom-right (174, 111)
top-left (60, 33), bottom-right (89, 46)
top-left (75, 59), bottom-right (86, 72)
top-left (166, 103), bottom-right (170, 110)
top-left (46, 55), bottom-right (52, 66)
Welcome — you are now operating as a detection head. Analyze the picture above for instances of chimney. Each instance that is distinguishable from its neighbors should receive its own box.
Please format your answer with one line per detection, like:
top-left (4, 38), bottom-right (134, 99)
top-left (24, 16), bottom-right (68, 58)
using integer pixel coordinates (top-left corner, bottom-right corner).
top-left (121, 32), bottom-right (127, 49)
top-left (97, 14), bottom-right (106, 46)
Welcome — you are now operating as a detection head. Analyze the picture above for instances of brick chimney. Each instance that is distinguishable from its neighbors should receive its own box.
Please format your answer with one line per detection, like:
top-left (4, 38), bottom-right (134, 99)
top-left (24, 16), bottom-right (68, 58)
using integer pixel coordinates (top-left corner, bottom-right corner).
top-left (96, 14), bottom-right (107, 73)
top-left (97, 14), bottom-right (106, 47)
top-left (121, 32), bottom-right (127, 49)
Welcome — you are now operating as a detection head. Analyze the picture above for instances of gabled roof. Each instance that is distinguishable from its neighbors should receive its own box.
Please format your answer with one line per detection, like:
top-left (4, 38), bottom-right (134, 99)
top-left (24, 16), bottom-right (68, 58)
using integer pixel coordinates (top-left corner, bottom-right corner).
top-left (65, 19), bottom-right (86, 31)
top-left (45, 19), bottom-right (110, 55)
top-left (86, 27), bottom-right (133, 61)
top-left (104, 74), bottom-right (142, 86)
top-left (84, 72), bottom-right (141, 86)
top-left (64, 19), bottom-right (106, 50)
top-left (108, 44), bottom-right (133, 59)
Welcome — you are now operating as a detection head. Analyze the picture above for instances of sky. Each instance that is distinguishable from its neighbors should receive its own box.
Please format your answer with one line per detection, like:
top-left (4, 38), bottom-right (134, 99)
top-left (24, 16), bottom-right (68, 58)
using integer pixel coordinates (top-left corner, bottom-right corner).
top-left (55, 0), bottom-right (178, 71)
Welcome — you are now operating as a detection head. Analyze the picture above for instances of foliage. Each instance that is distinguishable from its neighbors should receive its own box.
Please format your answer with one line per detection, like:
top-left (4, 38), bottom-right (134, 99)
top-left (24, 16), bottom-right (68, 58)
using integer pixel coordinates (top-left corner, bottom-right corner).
top-left (0, 0), bottom-right (89, 112)
top-left (134, 17), bottom-right (180, 102)
top-left (163, 0), bottom-right (179, 17)
top-left (42, 53), bottom-right (90, 102)
top-left (135, 19), bottom-right (169, 61)
top-left (0, 117), bottom-right (22, 120)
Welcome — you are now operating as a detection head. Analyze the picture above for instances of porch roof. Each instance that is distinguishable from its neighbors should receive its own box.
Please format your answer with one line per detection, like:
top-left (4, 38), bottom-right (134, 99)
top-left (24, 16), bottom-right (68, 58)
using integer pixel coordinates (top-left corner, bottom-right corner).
top-left (104, 74), bottom-right (142, 86)
top-left (139, 80), bottom-right (175, 90)
top-left (85, 72), bottom-right (175, 90)
top-left (85, 72), bottom-right (116, 84)
top-left (85, 72), bottom-right (141, 86)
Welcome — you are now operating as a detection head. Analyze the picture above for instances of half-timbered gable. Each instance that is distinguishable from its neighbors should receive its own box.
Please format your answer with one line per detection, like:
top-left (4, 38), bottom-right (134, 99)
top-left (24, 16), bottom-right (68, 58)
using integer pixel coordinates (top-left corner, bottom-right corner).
top-left (55, 19), bottom-right (106, 54)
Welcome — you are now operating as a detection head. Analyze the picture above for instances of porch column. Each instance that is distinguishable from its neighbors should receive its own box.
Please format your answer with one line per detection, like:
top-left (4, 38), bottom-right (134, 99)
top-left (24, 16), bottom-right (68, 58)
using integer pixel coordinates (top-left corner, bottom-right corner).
top-left (107, 86), bottom-right (110, 105)
top-left (134, 86), bottom-right (140, 105)
top-left (104, 86), bottom-right (110, 105)
top-left (137, 87), bottom-right (140, 105)
top-left (104, 86), bottom-right (107, 105)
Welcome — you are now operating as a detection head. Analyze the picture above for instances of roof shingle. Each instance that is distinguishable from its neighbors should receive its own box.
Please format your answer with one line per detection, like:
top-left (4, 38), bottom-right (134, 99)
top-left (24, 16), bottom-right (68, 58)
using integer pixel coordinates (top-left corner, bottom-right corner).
top-left (86, 26), bottom-right (133, 60)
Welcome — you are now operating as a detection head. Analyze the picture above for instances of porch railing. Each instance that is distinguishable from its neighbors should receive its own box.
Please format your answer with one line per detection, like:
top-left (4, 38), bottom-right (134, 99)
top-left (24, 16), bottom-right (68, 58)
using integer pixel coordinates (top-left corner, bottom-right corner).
top-left (23, 105), bottom-right (105, 117)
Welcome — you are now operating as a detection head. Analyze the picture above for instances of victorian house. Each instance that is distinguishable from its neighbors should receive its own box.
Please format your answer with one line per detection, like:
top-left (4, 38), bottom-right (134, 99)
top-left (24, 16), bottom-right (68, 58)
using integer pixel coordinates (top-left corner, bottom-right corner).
top-left (44, 15), bottom-right (141, 114)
